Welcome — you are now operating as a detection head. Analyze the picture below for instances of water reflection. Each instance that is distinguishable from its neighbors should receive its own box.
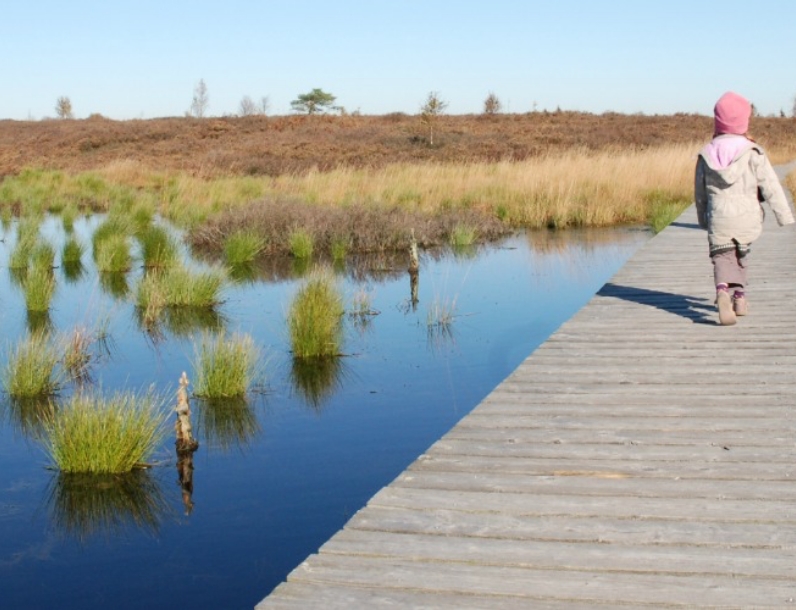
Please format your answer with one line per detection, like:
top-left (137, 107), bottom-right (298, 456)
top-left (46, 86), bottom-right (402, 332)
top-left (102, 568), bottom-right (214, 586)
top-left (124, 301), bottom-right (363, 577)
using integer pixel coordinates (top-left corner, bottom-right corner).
top-left (135, 306), bottom-right (227, 341)
top-left (98, 271), bottom-right (129, 300)
top-left (62, 260), bottom-right (86, 283)
top-left (289, 357), bottom-right (348, 412)
top-left (194, 397), bottom-right (260, 451)
top-left (26, 310), bottom-right (53, 335)
top-left (44, 471), bottom-right (169, 542)
top-left (2, 396), bottom-right (55, 436)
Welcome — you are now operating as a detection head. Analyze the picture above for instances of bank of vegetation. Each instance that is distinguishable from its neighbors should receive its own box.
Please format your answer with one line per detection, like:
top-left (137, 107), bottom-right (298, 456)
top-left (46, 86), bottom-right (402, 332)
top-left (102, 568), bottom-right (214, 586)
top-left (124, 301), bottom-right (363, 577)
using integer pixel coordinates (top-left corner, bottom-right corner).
top-left (1, 113), bottom-right (795, 255)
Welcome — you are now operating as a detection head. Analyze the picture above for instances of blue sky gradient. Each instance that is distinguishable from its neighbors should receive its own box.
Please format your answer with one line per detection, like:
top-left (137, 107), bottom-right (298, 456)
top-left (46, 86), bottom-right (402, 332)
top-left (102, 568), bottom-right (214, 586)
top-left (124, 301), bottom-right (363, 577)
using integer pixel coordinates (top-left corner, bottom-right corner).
top-left (2, 0), bottom-right (794, 120)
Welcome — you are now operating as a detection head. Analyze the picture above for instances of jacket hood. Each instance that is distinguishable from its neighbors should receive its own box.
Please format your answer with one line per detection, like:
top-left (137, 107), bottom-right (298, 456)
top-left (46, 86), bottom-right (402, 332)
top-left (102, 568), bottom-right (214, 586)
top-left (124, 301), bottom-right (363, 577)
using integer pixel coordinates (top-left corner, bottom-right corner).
top-left (699, 135), bottom-right (756, 185)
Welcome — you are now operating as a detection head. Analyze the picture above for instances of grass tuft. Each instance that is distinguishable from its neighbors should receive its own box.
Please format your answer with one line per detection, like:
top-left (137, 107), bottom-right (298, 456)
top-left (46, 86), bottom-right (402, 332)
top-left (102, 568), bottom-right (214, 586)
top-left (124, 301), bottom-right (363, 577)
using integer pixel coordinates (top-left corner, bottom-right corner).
top-left (288, 228), bottom-right (314, 259)
top-left (288, 268), bottom-right (344, 358)
top-left (223, 231), bottom-right (266, 265)
top-left (2, 332), bottom-right (61, 397)
top-left (192, 332), bottom-right (261, 399)
top-left (138, 224), bottom-right (180, 269)
top-left (41, 389), bottom-right (169, 474)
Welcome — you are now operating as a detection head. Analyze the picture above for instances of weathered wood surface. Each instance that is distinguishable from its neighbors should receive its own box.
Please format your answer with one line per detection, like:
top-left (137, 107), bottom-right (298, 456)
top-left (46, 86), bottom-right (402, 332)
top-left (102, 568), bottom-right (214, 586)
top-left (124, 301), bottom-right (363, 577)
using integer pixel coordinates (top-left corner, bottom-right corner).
top-left (257, 169), bottom-right (796, 608)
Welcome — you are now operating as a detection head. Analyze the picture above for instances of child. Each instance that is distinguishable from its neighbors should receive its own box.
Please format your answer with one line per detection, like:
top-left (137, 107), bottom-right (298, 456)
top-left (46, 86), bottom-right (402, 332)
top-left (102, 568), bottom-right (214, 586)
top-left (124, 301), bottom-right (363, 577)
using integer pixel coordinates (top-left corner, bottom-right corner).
top-left (694, 91), bottom-right (794, 326)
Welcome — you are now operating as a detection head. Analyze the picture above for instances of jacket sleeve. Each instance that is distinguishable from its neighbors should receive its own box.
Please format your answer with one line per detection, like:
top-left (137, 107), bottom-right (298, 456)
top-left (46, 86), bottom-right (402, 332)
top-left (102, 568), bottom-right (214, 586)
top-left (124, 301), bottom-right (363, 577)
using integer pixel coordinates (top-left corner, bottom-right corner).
top-left (694, 156), bottom-right (708, 229)
top-left (752, 151), bottom-right (795, 226)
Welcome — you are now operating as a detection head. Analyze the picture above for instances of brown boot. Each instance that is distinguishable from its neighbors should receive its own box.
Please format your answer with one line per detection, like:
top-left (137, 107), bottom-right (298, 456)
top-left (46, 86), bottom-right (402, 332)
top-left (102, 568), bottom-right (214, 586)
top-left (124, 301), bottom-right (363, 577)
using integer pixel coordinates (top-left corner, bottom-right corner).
top-left (733, 294), bottom-right (748, 316)
top-left (716, 290), bottom-right (736, 326)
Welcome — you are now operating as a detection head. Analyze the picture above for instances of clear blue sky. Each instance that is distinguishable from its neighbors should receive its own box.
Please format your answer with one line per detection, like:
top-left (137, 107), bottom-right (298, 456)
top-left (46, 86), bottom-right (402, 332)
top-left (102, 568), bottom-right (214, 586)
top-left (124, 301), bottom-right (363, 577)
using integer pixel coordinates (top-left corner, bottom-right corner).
top-left (2, 0), bottom-right (795, 120)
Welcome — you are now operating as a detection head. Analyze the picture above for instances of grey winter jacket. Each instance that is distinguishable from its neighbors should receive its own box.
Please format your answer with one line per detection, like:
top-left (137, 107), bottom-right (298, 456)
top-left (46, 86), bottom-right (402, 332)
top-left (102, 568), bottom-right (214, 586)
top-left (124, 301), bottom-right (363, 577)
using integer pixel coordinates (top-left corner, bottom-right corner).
top-left (694, 136), bottom-right (794, 254)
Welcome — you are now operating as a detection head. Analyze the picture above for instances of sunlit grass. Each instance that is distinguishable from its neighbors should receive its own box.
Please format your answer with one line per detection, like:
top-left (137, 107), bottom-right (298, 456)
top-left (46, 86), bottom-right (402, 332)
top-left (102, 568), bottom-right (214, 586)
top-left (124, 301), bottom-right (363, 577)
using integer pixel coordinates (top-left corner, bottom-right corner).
top-left (449, 224), bottom-right (477, 247)
top-left (41, 389), bottom-right (169, 474)
top-left (136, 265), bottom-right (226, 327)
top-left (22, 264), bottom-right (56, 312)
top-left (192, 332), bottom-right (261, 399)
top-left (223, 231), bottom-right (266, 265)
top-left (138, 224), bottom-right (179, 269)
top-left (288, 228), bottom-right (314, 259)
top-left (95, 234), bottom-right (132, 272)
top-left (2, 332), bottom-right (61, 398)
top-left (288, 268), bottom-right (344, 358)
top-left (62, 236), bottom-right (85, 264)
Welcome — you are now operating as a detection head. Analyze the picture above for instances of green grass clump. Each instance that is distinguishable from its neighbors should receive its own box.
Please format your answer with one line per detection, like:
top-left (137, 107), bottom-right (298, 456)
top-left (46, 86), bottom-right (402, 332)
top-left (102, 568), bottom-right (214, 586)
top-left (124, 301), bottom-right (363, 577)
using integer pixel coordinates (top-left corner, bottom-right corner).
top-left (31, 241), bottom-right (56, 270)
top-left (95, 234), bottom-right (132, 272)
top-left (449, 224), bottom-right (477, 247)
top-left (193, 332), bottom-right (260, 398)
top-left (41, 389), bottom-right (168, 474)
top-left (288, 228), bottom-right (314, 259)
top-left (288, 269), bottom-right (344, 358)
top-left (330, 236), bottom-right (349, 262)
top-left (223, 231), bottom-right (266, 265)
top-left (62, 236), bottom-right (85, 264)
top-left (138, 225), bottom-right (179, 269)
top-left (61, 205), bottom-right (78, 233)
top-left (2, 332), bottom-right (61, 397)
top-left (92, 215), bottom-right (132, 258)
top-left (136, 266), bottom-right (225, 328)
top-left (22, 264), bottom-right (56, 312)
top-left (645, 189), bottom-right (689, 235)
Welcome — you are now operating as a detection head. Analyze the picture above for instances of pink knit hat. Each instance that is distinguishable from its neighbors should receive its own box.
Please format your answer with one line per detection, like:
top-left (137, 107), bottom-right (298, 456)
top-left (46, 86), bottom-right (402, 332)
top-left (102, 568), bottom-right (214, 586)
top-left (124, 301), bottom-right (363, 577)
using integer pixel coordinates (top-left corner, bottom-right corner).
top-left (714, 91), bottom-right (751, 135)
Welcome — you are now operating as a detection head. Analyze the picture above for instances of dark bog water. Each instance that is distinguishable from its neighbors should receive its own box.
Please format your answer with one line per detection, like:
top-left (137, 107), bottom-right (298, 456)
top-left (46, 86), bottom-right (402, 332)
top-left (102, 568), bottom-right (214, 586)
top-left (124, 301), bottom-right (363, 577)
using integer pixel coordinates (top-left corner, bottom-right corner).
top-left (0, 215), bottom-right (647, 609)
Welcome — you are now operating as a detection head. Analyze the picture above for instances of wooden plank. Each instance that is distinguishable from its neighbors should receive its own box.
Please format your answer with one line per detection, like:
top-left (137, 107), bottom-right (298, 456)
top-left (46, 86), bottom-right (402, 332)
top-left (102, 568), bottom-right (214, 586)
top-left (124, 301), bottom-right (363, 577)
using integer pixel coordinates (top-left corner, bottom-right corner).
top-left (278, 555), bottom-right (796, 608)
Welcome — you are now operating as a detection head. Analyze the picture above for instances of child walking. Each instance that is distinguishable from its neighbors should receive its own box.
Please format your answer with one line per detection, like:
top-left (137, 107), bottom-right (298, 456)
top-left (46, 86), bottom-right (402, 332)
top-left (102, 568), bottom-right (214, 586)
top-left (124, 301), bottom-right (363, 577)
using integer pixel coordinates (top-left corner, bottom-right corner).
top-left (694, 91), bottom-right (794, 326)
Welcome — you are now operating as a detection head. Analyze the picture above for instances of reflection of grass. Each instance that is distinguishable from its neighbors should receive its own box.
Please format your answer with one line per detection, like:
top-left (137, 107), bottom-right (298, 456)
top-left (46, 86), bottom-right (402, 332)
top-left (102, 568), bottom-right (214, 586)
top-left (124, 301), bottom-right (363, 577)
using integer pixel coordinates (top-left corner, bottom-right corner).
top-left (290, 356), bottom-right (346, 411)
top-left (99, 271), bottom-right (129, 299)
top-left (2, 332), bottom-right (61, 398)
top-left (195, 397), bottom-right (259, 451)
top-left (288, 268), bottom-right (344, 358)
top-left (42, 389), bottom-right (168, 474)
top-left (193, 332), bottom-right (260, 399)
top-left (44, 471), bottom-right (168, 541)
top-left (3, 396), bottom-right (55, 435)
top-left (137, 306), bottom-right (226, 340)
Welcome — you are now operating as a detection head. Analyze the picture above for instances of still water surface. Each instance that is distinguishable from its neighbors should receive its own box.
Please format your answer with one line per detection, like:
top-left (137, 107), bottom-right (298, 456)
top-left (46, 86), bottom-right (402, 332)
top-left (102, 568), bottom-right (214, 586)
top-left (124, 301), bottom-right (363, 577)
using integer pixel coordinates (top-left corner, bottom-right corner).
top-left (0, 216), bottom-right (647, 609)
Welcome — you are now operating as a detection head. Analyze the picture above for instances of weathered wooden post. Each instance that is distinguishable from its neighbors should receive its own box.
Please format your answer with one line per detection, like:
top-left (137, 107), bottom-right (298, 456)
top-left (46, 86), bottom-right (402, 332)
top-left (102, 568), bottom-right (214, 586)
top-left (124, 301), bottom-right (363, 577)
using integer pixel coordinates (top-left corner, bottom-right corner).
top-left (175, 372), bottom-right (198, 515)
top-left (408, 229), bottom-right (419, 311)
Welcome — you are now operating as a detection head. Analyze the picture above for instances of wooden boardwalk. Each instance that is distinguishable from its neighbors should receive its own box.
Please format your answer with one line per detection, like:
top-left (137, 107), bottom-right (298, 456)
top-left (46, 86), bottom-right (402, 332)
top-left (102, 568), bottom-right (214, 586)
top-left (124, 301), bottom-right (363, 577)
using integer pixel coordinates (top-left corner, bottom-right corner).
top-left (258, 169), bottom-right (796, 609)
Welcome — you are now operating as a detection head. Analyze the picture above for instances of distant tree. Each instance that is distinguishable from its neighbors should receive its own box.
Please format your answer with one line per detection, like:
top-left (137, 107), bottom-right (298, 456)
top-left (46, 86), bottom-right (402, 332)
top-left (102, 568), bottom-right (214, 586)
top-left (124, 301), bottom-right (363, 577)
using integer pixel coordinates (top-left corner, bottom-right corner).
top-left (483, 92), bottom-right (502, 115)
top-left (751, 103), bottom-right (760, 118)
top-left (291, 88), bottom-right (336, 114)
top-left (792, 95), bottom-right (796, 118)
top-left (260, 96), bottom-right (270, 115)
top-left (55, 96), bottom-right (74, 119)
top-left (420, 91), bottom-right (448, 145)
top-left (239, 95), bottom-right (257, 116)
top-left (190, 79), bottom-right (209, 118)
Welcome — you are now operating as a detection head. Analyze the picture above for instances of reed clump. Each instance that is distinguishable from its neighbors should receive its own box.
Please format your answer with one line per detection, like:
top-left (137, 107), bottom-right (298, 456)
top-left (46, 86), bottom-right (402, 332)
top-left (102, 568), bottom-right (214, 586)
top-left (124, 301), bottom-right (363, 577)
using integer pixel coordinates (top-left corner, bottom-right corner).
top-left (136, 265), bottom-right (225, 327)
top-left (192, 332), bottom-right (261, 399)
top-left (41, 389), bottom-right (169, 474)
top-left (138, 224), bottom-right (180, 269)
top-left (223, 231), bottom-right (266, 265)
top-left (22, 264), bottom-right (57, 312)
top-left (2, 332), bottom-right (61, 398)
top-left (288, 268), bottom-right (344, 358)
top-left (62, 236), bottom-right (85, 264)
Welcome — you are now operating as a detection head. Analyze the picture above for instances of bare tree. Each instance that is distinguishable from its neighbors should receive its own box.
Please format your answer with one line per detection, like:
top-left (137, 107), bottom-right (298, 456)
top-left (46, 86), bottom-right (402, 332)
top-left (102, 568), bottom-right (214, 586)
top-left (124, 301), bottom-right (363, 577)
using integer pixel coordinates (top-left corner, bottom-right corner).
top-left (260, 96), bottom-right (270, 115)
top-left (190, 79), bottom-right (209, 118)
top-left (55, 96), bottom-right (74, 119)
top-left (483, 92), bottom-right (502, 115)
top-left (420, 91), bottom-right (448, 145)
top-left (792, 95), bottom-right (796, 118)
top-left (239, 95), bottom-right (257, 116)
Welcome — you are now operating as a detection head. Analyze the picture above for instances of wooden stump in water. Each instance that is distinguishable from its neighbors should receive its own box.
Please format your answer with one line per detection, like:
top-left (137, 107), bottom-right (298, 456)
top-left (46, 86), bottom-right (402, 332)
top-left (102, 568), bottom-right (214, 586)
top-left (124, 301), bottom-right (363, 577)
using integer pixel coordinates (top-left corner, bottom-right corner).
top-left (408, 229), bottom-right (419, 310)
top-left (174, 372), bottom-right (198, 515)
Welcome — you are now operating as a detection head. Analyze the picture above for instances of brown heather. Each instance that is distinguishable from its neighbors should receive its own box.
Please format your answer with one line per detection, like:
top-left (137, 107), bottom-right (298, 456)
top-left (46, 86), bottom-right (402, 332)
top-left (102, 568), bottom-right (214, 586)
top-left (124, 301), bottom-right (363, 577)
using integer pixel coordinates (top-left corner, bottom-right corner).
top-left (2, 112), bottom-right (796, 177)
